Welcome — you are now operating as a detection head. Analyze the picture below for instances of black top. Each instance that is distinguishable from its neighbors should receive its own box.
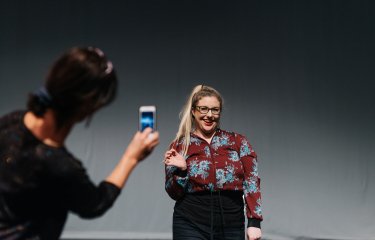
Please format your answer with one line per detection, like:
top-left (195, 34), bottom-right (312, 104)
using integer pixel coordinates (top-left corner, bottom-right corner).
top-left (174, 191), bottom-right (245, 228)
top-left (0, 111), bottom-right (121, 240)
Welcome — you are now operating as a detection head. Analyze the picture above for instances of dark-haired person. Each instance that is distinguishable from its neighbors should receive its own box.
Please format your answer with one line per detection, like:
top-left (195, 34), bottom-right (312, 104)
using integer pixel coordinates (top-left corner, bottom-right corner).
top-left (164, 85), bottom-right (262, 240)
top-left (0, 47), bottom-right (159, 240)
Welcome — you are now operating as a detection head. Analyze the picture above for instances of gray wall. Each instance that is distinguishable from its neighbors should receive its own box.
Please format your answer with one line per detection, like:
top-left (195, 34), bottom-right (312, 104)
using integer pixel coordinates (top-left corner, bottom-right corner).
top-left (1, 1), bottom-right (374, 239)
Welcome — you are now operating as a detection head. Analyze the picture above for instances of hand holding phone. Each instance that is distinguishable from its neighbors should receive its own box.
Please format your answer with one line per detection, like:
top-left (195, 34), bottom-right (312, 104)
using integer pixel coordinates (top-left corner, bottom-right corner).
top-left (139, 106), bottom-right (156, 132)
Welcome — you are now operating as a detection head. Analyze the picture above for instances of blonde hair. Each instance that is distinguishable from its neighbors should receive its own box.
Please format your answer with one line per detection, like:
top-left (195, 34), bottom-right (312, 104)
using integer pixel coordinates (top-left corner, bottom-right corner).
top-left (174, 84), bottom-right (223, 156)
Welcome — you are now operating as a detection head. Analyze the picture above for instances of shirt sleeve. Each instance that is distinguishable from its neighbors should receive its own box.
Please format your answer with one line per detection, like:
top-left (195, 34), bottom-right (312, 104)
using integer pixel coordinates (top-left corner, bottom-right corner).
top-left (53, 156), bottom-right (121, 219)
top-left (164, 141), bottom-right (189, 200)
top-left (237, 134), bottom-right (263, 227)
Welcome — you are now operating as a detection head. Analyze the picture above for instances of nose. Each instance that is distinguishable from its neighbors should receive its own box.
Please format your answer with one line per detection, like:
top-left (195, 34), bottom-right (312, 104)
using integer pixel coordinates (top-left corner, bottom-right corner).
top-left (206, 110), bottom-right (213, 117)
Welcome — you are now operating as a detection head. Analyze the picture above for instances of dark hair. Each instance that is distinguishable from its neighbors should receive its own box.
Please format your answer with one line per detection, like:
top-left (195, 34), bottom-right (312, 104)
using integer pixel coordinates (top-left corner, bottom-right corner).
top-left (27, 47), bottom-right (118, 128)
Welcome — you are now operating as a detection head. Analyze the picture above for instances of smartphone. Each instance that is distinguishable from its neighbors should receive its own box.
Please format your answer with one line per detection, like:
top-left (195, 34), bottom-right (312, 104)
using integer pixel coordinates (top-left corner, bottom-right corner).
top-left (139, 106), bottom-right (156, 132)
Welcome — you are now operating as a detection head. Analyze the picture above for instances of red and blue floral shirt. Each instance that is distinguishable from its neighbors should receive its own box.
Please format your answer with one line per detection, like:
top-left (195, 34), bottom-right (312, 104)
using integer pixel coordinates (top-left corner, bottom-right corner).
top-left (165, 128), bottom-right (263, 222)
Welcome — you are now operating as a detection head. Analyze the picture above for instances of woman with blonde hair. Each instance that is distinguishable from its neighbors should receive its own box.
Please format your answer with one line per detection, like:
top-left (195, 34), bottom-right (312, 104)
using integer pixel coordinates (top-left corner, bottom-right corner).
top-left (164, 85), bottom-right (262, 240)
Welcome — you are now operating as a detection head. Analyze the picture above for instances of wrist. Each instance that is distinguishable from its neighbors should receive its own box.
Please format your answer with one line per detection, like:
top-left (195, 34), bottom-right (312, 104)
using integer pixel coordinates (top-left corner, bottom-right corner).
top-left (121, 154), bottom-right (138, 168)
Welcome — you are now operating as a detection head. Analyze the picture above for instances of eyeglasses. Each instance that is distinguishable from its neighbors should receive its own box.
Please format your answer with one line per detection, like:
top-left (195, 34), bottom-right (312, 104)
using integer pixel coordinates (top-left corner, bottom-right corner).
top-left (194, 106), bottom-right (221, 115)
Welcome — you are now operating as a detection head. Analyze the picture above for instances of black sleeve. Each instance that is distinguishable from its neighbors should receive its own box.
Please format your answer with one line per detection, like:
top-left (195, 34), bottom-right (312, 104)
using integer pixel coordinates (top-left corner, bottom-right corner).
top-left (247, 218), bottom-right (261, 228)
top-left (69, 180), bottom-right (121, 219)
top-left (50, 155), bottom-right (121, 219)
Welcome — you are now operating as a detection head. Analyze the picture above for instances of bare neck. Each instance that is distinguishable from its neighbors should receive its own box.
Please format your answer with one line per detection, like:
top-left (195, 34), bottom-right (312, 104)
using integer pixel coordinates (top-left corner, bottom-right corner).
top-left (194, 130), bottom-right (216, 144)
top-left (24, 110), bottom-right (73, 147)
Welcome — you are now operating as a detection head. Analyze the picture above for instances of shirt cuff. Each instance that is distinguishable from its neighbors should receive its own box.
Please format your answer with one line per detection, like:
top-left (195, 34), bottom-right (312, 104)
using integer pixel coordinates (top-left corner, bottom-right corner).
top-left (247, 218), bottom-right (261, 228)
top-left (176, 169), bottom-right (188, 177)
top-left (101, 181), bottom-right (122, 199)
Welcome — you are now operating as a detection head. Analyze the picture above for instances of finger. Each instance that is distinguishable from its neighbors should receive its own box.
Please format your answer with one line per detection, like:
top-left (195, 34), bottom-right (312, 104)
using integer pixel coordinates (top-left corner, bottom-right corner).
top-left (169, 149), bottom-right (178, 156)
top-left (165, 159), bottom-right (176, 166)
top-left (140, 127), bottom-right (153, 138)
top-left (146, 131), bottom-right (159, 144)
top-left (165, 150), bottom-right (175, 160)
top-left (132, 131), bottom-right (142, 140)
top-left (147, 136), bottom-right (159, 149)
top-left (143, 133), bottom-right (159, 149)
top-left (165, 149), bottom-right (173, 154)
top-left (151, 131), bottom-right (160, 142)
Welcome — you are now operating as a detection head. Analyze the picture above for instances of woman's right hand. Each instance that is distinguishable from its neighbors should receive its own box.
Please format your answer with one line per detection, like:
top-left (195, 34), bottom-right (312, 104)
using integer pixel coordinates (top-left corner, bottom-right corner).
top-left (164, 149), bottom-right (186, 171)
top-left (106, 128), bottom-right (159, 188)
top-left (124, 127), bottom-right (159, 164)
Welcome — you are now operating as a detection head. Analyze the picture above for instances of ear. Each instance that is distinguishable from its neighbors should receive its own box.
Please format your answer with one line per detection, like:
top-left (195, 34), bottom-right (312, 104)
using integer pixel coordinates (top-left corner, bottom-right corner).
top-left (191, 109), bottom-right (196, 119)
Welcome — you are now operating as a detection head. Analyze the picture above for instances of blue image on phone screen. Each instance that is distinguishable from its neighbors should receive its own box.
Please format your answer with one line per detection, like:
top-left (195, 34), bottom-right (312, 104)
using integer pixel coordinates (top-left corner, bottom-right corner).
top-left (141, 112), bottom-right (154, 131)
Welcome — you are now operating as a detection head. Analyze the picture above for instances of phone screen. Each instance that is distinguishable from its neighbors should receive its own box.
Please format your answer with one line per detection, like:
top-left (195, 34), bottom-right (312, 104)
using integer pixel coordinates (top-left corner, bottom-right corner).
top-left (140, 111), bottom-right (155, 131)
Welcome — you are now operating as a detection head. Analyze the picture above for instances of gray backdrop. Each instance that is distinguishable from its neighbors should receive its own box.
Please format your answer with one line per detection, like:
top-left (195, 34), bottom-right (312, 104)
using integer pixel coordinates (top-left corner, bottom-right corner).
top-left (1, 1), bottom-right (374, 239)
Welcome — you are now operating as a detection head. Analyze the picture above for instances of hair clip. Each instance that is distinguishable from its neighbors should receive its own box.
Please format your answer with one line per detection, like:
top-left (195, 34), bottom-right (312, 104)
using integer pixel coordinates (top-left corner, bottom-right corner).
top-left (105, 61), bottom-right (113, 74)
top-left (34, 86), bottom-right (53, 106)
top-left (88, 47), bottom-right (105, 57)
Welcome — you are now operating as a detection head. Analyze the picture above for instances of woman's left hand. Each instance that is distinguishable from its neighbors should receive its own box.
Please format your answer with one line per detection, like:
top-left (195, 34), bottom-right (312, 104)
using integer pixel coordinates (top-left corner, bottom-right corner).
top-left (247, 227), bottom-right (261, 240)
top-left (164, 149), bottom-right (186, 171)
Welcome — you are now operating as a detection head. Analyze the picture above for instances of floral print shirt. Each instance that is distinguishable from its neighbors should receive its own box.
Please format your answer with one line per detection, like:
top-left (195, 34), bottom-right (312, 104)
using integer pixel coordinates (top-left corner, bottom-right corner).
top-left (165, 129), bottom-right (263, 222)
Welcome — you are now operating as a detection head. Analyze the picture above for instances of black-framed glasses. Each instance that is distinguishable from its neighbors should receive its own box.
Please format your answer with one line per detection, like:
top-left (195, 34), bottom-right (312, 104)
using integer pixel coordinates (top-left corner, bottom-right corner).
top-left (194, 106), bottom-right (221, 115)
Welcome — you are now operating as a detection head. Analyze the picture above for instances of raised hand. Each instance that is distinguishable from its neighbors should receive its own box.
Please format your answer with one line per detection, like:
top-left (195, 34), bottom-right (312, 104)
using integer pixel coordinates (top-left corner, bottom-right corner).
top-left (164, 149), bottom-right (186, 171)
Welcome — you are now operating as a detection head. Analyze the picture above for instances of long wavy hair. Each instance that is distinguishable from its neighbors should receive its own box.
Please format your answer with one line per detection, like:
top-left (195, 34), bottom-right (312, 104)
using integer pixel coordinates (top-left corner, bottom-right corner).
top-left (174, 84), bottom-right (223, 156)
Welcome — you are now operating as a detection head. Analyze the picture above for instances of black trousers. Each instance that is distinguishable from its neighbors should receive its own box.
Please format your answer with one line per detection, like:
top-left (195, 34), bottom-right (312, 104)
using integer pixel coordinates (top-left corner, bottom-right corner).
top-left (173, 211), bottom-right (245, 240)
